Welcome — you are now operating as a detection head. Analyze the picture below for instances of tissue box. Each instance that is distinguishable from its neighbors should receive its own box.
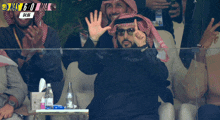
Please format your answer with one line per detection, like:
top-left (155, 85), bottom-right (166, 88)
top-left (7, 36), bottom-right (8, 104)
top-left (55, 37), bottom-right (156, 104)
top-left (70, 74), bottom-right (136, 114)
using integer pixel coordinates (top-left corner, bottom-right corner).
top-left (30, 92), bottom-right (45, 111)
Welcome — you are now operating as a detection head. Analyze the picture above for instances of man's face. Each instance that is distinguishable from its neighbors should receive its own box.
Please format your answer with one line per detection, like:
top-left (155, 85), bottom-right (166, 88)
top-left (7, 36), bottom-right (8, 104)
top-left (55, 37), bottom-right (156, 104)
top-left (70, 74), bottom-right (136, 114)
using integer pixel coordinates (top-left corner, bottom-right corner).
top-left (117, 24), bottom-right (136, 48)
top-left (13, 0), bottom-right (34, 29)
top-left (105, 0), bottom-right (127, 22)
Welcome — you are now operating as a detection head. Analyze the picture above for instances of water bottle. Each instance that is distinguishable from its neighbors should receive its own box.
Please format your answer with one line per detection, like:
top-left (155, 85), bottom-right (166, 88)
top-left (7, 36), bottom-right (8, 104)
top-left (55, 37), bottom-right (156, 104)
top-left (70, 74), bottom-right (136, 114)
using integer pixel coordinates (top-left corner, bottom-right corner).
top-left (66, 82), bottom-right (75, 109)
top-left (45, 83), bottom-right (54, 109)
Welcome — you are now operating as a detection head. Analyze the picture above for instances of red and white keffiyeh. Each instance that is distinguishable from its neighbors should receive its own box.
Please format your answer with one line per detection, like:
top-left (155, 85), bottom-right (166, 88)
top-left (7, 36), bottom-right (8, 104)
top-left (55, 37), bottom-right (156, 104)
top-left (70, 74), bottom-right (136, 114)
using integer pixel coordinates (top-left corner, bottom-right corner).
top-left (3, 0), bottom-right (48, 44)
top-left (100, 0), bottom-right (137, 27)
top-left (108, 13), bottom-right (169, 62)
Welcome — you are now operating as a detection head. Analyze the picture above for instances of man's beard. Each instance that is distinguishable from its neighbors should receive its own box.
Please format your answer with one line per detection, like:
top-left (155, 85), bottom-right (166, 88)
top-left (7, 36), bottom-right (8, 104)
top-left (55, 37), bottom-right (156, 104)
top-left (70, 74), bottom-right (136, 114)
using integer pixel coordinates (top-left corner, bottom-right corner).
top-left (14, 18), bottom-right (34, 29)
top-left (117, 39), bottom-right (137, 48)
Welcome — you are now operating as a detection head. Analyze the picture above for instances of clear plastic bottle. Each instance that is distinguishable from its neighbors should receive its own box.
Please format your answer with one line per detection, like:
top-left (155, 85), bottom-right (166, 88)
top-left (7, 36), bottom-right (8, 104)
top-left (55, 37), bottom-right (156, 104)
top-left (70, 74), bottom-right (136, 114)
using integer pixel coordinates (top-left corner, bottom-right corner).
top-left (45, 83), bottom-right (54, 109)
top-left (66, 82), bottom-right (75, 109)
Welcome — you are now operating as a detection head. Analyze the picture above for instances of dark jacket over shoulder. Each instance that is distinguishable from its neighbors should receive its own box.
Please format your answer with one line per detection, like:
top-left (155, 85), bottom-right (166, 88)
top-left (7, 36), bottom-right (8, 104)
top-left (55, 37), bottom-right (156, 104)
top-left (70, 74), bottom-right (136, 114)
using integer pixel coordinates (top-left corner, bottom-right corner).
top-left (62, 31), bottom-right (114, 69)
top-left (62, 34), bottom-right (82, 69)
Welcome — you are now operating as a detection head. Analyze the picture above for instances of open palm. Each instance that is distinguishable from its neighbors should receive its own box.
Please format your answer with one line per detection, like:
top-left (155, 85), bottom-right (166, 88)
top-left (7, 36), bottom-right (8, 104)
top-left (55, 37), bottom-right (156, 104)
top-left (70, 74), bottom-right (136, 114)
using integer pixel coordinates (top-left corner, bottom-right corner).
top-left (85, 10), bottom-right (111, 41)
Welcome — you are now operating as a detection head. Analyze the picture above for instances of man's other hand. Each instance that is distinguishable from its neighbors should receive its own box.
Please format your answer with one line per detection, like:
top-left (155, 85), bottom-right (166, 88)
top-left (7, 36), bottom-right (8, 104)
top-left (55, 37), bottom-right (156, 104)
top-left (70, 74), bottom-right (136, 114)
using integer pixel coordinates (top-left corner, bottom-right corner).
top-left (21, 25), bottom-right (44, 59)
top-left (199, 18), bottom-right (220, 49)
top-left (169, 2), bottom-right (180, 18)
top-left (133, 19), bottom-right (147, 47)
top-left (0, 104), bottom-right (14, 120)
top-left (146, 0), bottom-right (170, 11)
top-left (85, 10), bottom-right (111, 42)
top-left (26, 25), bottom-right (44, 48)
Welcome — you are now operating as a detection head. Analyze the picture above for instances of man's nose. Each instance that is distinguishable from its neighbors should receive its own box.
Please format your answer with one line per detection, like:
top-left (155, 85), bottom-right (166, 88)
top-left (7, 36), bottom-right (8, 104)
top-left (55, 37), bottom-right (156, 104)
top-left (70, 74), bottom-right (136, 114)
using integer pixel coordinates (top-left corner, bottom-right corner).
top-left (124, 31), bottom-right (128, 39)
top-left (112, 6), bottom-right (116, 13)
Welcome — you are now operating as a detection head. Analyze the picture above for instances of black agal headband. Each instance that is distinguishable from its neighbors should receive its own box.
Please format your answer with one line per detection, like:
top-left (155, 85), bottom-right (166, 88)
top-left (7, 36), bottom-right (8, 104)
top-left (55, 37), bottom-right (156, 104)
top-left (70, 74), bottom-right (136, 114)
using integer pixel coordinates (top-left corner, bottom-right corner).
top-left (114, 17), bottom-right (143, 25)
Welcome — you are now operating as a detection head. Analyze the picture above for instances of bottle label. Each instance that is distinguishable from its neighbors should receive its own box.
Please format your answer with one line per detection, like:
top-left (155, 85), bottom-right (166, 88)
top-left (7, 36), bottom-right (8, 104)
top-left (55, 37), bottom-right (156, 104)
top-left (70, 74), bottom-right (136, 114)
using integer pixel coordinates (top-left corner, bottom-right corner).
top-left (67, 101), bottom-right (73, 108)
top-left (41, 103), bottom-right (45, 109)
top-left (45, 98), bottom-right (53, 106)
top-left (66, 101), bottom-right (74, 108)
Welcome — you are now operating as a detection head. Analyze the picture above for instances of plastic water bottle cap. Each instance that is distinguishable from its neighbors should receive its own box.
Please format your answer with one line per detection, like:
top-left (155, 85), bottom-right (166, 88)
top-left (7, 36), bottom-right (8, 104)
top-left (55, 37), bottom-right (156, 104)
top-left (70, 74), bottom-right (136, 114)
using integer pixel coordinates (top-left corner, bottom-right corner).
top-left (47, 83), bottom-right (51, 87)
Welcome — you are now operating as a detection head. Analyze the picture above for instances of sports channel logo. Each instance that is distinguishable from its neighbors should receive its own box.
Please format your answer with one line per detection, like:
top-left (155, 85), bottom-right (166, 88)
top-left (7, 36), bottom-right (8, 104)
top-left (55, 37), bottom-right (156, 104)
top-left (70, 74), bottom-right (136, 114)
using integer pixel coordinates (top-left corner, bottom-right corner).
top-left (19, 12), bottom-right (35, 19)
top-left (2, 3), bottom-right (56, 19)
top-left (2, 3), bottom-right (56, 11)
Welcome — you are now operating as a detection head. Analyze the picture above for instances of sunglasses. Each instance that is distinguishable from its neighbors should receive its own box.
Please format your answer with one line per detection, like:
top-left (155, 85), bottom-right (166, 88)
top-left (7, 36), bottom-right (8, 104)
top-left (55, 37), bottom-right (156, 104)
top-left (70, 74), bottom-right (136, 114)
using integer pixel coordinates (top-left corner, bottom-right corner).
top-left (117, 28), bottom-right (135, 36)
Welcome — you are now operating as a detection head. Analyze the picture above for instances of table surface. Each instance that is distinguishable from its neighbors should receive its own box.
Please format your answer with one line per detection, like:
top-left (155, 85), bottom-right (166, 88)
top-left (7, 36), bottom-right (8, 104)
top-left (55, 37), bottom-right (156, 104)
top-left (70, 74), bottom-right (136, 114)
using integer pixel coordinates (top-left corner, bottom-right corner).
top-left (35, 109), bottom-right (89, 115)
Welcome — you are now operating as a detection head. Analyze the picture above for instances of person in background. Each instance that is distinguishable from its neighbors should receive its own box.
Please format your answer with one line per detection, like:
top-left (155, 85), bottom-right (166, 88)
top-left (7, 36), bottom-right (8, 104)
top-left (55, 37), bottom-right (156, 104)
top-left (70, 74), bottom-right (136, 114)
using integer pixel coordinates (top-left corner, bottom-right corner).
top-left (0, 0), bottom-right (64, 104)
top-left (135, 0), bottom-right (182, 41)
top-left (180, 0), bottom-right (220, 69)
top-left (181, 17), bottom-right (220, 120)
top-left (0, 50), bottom-right (28, 120)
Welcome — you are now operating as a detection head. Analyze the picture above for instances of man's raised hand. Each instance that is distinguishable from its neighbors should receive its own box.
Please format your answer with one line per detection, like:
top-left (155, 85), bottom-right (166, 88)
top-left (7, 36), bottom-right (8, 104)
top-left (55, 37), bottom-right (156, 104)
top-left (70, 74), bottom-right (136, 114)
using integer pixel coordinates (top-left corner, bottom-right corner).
top-left (146, 0), bottom-right (170, 11)
top-left (169, 2), bottom-right (180, 18)
top-left (85, 10), bottom-right (111, 41)
top-left (0, 104), bottom-right (14, 120)
top-left (26, 25), bottom-right (43, 48)
top-left (199, 18), bottom-right (220, 48)
top-left (133, 19), bottom-right (147, 47)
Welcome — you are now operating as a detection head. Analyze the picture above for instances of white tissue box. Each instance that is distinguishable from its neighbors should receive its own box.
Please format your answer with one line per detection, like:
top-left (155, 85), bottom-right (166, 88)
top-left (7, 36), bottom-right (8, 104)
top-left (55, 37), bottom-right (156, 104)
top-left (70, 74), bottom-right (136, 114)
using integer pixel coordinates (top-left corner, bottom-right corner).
top-left (30, 92), bottom-right (45, 111)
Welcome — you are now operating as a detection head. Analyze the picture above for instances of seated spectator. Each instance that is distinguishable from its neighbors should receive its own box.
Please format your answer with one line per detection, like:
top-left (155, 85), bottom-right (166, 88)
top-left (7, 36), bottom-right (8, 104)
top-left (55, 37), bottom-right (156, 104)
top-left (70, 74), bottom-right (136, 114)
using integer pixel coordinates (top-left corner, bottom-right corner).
top-left (178, 1), bottom-right (220, 119)
top-left (62, 0), bottom-right (138, 68)
top-left (0, 0), bottom-right (8, 27)
top-left (135, 0), bottom-right (182, 40)
top-left (0, 50), bottom-right (28, 120)
top-left (0, 0), bottom-right (64, 104)
top-left (182, 18), bottom-right (220, 120)
top-left (180, 0), bottom-right (220, 69)
top-left (78, 11), bottom-right (171, 120)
